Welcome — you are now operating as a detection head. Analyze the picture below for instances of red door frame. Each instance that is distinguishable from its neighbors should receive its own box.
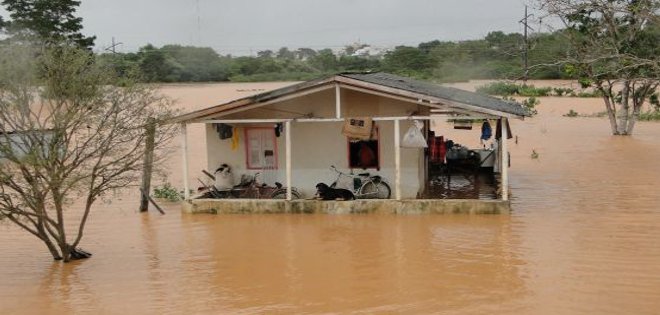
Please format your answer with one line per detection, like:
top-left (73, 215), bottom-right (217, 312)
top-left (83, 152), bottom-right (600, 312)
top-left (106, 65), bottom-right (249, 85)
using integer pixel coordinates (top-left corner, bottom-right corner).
top-left (346, 126), bottom-right (381, 170)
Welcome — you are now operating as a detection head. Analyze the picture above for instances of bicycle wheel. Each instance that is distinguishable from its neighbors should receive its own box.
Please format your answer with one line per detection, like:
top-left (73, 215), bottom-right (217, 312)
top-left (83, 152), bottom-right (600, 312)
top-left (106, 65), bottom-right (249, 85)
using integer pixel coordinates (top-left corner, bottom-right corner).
top-left (240, 187), bottom-right (260, 199)
top-left (360, 181), bottom-right (391, 199)
top-left (270, 189), bottom-right (301, 199)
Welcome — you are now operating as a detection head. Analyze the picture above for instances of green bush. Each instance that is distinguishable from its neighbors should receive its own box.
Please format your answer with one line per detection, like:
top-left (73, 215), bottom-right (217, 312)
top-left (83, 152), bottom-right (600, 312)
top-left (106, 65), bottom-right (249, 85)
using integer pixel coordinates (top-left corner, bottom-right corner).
top-left (638, 110), bottom-right (660, 121)
top-left (575, 90), bottom-right (603, 98)
top-left (553, 87), bottom-right (574, 96)
top-left (521, 97), bottom-right (540, 116)
top-left (531, 149), bottom-right (539, 159)
top-left (519, 85), bottom-right (552, 97)
top-left (477, 82), bottom-right (555, 97)
top-left (476, 82), bottom-right (520, 96)
top-left (153, 183), bottom-right (182, 201)
top-left (649, 93), bottom-right (659, 110)
top-left (501, 95), bottom-right (539, 116)
top-left (564, 109), bottom-right (579, 117)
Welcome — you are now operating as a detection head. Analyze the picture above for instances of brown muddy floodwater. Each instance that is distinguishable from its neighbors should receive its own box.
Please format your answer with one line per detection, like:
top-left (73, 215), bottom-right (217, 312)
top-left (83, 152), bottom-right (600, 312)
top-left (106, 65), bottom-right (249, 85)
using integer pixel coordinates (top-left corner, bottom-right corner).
top-left (2, 82), bottom-right (660, 314)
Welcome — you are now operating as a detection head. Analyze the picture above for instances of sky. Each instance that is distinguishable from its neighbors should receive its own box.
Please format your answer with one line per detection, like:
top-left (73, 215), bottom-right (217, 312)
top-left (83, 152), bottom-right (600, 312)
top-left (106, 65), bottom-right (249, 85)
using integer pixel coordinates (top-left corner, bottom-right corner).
top-left (1, 0), bottom-right (545, 55)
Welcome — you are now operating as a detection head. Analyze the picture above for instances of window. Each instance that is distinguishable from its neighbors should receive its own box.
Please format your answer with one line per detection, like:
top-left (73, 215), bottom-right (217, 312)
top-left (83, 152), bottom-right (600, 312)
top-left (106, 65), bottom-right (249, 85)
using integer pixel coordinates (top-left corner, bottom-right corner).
top-left (245, 127), bottom-right (278, 169)
top-left (348, 128), bottom-right (380, 169)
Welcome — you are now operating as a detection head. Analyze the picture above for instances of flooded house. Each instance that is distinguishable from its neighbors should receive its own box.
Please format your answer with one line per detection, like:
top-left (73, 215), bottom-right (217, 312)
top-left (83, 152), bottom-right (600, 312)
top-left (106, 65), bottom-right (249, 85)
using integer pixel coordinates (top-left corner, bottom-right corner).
top-left (171, 72), bottom-right (529, 214)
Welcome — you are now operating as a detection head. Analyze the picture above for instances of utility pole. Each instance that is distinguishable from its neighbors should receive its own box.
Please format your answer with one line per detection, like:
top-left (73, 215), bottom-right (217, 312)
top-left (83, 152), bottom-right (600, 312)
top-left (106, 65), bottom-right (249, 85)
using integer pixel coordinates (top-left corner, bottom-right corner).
top-left (105, 37), bottom-right (123, 54)
top-left (519, 5), bottom-right (534, 82)
top-left (195, 0), bottom-right (202, 45)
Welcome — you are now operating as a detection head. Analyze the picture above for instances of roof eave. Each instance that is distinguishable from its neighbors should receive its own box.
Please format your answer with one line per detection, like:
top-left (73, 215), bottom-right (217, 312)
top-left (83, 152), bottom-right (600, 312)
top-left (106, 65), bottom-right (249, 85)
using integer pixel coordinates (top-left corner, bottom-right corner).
top-left (169, 72), bottom-right (528, 123)
top-left (169, 75), bottom-right (337, 124)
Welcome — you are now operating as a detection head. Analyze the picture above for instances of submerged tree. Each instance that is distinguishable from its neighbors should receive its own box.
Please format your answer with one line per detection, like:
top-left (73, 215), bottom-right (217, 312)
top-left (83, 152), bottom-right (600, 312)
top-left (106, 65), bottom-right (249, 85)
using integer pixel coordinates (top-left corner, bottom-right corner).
top-left (0, 43), bottom-right (178, 262)
top-left (540, 0), bottom-right (660, 135)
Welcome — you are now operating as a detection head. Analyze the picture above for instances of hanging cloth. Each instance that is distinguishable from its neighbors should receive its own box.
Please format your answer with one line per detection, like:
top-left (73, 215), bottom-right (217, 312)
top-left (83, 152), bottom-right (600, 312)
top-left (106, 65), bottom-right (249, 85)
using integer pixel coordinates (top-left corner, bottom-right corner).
top-left (231, 127), bottom-right (240, 150)
top-left (495, 119), bottom-right (513, 140)
top-left (214, 123), bottom-right (233, 140)
top-left (429, 136), bottom-right (445, 163)
top-left (481, 121), bottom-right (492, 141)
top-left (438, 137), bottom-right (447, 163)
top-left (357, 142), bottom-right (377, 169)
top-left (274, 123), bottom-right (283, 137)
top-left (429, 135), bottom-right (439, 162)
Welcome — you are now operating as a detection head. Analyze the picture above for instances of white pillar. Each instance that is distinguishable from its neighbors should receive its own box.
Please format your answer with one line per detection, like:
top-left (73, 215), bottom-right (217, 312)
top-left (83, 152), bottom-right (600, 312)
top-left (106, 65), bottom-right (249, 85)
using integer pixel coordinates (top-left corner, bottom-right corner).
top-left (335, 83), bottom-right (341, 119)
top-left (501, 118), bottom-right (509, 201)
top-left (285, 120), bottom-right (292, 201)
top-left (181, 123), bottom-right (190, 200)
top-left (394, 119), bottom-right (401, 200)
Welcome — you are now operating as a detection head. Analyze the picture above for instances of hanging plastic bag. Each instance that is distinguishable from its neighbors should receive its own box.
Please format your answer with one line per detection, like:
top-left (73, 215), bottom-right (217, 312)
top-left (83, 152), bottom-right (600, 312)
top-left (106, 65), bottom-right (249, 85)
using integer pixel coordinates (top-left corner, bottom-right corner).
top-left (401, 120), bottom-right (427, 148)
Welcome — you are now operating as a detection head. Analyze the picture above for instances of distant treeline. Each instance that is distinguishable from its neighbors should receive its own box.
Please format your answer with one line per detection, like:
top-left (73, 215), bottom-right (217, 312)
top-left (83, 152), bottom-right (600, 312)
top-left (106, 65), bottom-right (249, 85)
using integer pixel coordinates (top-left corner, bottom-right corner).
top-left (98, 31), bottom-right (576, 83)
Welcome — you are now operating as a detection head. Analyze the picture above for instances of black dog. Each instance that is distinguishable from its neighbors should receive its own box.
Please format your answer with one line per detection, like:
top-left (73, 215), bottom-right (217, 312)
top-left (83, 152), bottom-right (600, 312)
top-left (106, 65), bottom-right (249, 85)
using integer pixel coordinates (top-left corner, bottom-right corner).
top-left (315, 183), bottom-right (355, 201)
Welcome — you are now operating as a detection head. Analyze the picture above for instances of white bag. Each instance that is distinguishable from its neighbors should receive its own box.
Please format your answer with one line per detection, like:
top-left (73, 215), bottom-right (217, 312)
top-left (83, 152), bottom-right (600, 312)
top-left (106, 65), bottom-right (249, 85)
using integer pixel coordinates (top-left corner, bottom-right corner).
top-left (401, 120), bottom-right (427, 148)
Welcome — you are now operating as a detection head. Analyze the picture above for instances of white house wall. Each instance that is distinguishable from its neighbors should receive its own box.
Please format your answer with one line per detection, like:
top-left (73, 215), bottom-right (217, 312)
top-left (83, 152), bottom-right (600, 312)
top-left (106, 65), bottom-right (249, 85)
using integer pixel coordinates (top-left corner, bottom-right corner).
top-left (205, 120), bottom-right (423, 199)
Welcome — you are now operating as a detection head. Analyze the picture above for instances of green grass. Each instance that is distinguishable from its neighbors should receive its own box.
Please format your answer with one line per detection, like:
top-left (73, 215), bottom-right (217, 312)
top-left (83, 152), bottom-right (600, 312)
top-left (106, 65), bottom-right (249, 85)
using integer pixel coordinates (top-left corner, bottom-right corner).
top-left (638, 110), bottom-right (660, 121)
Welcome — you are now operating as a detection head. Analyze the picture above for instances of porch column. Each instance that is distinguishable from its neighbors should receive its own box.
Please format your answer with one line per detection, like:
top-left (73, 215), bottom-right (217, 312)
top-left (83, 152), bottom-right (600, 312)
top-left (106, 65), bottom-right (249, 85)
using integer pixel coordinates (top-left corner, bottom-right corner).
top-left (181, 123), bottom-right (190, 200)
top-left (501, 118), bottom-right (509, 201)
top-left (394, 119), bottom-right (401, 200)
top-left (335, 83), bottom-right (341, 119)
top-left (285, 120), bottom-right (292, 200)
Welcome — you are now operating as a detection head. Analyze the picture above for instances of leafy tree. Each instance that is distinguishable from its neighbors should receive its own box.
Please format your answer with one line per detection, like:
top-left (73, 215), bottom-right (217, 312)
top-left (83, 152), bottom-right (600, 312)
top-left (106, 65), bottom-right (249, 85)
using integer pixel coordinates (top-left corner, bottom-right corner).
top-left (97, 52), bottom-right (141, 79)
top-left (540, 0), bottom-right (660, 135)
top-left (418, 40), bottom-right (442, 54)
top-left (137, 44), bottom-right (180, 82)
top-left (277, 47), bottom-right (295, 60)
top-left (382, 46), bottom-right (434, 76)
top-left (337, 55), bottom-right (381, 71)
top-left (0, 0), bottom-right (95, 49)
top-left (230, 56), bottom-right (265, 76)
top-left (295, 48), bottom-right (317, 60)
top-left (257, 50), bottom-right (274, 58)
top-left (161, 45), bottom-right (230, 82)
top-left (309, 48), bottom-right (338, 72)
top-left (0, 42), bottom-right (177, 262)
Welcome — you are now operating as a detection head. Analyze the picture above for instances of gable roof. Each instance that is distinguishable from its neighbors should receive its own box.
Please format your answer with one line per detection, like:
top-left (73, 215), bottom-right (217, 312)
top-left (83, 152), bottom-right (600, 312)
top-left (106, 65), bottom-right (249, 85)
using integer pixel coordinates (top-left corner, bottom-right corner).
top-left (340, 73), bottom-right (529, 117)
top-left (171, 72), bottom-right (528, 123)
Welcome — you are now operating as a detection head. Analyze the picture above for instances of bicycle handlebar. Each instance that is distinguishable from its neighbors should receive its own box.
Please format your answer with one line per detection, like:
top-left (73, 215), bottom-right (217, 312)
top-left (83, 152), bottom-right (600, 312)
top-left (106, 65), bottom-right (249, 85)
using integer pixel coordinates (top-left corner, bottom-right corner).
top-left (330, 166), bottom-right (367, 178)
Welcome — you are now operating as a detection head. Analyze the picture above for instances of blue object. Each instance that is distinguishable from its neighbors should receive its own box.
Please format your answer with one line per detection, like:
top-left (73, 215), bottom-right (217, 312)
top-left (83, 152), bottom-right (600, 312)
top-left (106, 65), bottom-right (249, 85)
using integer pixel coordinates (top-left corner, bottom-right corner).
top-left (481, 121), bottom-right (492, 140)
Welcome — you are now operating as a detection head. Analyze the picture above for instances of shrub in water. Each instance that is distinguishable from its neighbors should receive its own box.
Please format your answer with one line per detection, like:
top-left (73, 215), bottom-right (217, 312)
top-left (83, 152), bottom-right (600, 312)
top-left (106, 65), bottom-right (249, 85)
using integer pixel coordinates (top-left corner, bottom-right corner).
top-left (153, 183), bottom-right (182, 201)
top-left (564, 109), bottom-right (579, 117)
top-left (476, 82), bottom-right (520, 96)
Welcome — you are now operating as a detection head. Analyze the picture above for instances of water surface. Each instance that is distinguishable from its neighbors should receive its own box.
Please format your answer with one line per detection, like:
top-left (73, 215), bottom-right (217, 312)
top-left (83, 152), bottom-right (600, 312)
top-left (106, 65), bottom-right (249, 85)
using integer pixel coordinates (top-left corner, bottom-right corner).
top-left (1, 83), bottom-right (659, 314)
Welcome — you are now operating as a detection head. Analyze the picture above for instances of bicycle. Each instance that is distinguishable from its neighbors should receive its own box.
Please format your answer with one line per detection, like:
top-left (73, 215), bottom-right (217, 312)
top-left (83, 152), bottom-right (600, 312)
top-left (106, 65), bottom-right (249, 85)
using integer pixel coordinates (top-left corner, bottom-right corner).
top-left (202, 172), bottom-right (301, 199)
top-left (328, 165), bottom-right (391, 199)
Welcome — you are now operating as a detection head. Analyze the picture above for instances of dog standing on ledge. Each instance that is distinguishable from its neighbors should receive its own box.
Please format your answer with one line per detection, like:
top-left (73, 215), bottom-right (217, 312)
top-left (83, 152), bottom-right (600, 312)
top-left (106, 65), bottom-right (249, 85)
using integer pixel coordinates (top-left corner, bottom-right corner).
top-left (315, 183), bottom-right (355, 201)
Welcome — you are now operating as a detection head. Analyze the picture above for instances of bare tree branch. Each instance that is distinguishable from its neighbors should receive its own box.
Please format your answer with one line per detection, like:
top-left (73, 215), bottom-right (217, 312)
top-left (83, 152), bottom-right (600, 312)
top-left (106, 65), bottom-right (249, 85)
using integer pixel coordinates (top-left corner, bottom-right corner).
top-left (0, 42), bottom-right (178, 262)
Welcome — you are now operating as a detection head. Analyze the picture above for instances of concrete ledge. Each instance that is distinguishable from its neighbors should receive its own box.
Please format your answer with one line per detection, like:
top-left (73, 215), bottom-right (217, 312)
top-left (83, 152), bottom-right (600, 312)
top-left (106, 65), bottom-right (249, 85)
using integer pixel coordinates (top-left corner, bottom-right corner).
top-left (181, 199), bottom-right (510, 215)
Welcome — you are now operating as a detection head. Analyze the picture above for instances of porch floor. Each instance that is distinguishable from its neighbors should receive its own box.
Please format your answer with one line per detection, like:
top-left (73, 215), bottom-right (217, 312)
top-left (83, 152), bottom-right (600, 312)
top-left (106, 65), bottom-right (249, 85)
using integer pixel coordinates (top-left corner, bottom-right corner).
top-left (182, 199), bottom-right (510, 215)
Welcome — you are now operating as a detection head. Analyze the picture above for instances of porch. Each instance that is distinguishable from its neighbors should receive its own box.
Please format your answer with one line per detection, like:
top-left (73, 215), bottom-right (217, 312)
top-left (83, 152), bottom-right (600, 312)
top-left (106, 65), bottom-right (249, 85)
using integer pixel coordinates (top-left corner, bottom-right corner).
top-left (182, 199), bottom-right (510, 215)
